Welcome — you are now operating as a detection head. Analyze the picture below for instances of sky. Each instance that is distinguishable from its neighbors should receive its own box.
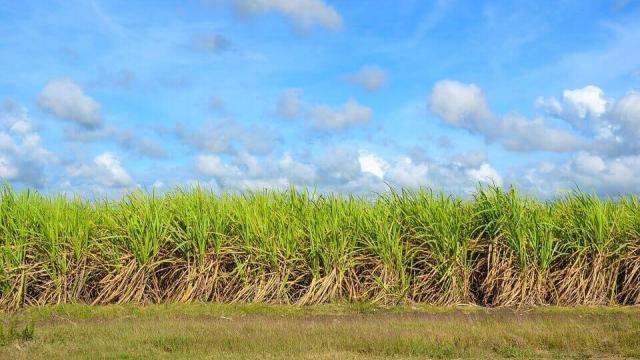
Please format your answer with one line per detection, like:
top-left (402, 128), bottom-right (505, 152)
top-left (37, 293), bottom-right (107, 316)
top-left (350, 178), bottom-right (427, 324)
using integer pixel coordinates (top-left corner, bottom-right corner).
top-left (1, 0), bottom-right (640, 197)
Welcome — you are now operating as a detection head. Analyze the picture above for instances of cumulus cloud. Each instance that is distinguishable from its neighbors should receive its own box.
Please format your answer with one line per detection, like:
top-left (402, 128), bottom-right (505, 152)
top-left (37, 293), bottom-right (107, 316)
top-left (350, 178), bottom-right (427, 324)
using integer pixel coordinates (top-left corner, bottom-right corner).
top-left (309, 99), bottom-right (372, 130)
top-left (67, 152), bottom-right (132, 188)
top-left (508, 86), bottom-right (640, 196)
top-left (467, 163), bottom-right (503, 186)
top-left (452, 151), bottom-right (487, 168)
top-left (0, 155), bottom-right (19, 180)
top-left (275, 89), bottom-right (373, 130)
top-left (429, 80), bottom-right (492, 126)
top-left (514, 152), bottom-right (640, 197)
top-left (38, 79), bottom-right (102, 127)
top-left (232, 0), bottom-right (342, 30)
top-left (358, 151), bottom-right (388, 179)
top-left (194, 154), bottom-right (242, 178)
top-left (384, 157), bottom-right (429, 188)
top-left (491, 114), bottom-right (585, 152)
top-left (278, 152), bottom-right (317, 183)
top-left (429, 80), bottom-right (585, 152)
top-left (599, 90), bottom-right (640, 155)
top-left (37, 79), bottom-right (165, 159)
top-left (0, 100), bottom-right (54, 187)
top-left (536, 85), bottom-right (608, 127)
top-left (188, 142), bottom-right (505, 196)
top-left (193, 152), bottom-right (307, 191)
top-left (345, 65), bottom-right (388, 92)
top-left (535, 87), bottom-right (640, 157)
top-left (319, 147), bottom-right (362, 181)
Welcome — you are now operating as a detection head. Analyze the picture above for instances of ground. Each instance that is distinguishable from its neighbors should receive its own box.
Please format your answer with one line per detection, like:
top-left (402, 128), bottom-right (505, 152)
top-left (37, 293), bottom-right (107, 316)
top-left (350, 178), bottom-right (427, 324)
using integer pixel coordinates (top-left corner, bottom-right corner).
top-left (1, 304), bottom-right (639, 359)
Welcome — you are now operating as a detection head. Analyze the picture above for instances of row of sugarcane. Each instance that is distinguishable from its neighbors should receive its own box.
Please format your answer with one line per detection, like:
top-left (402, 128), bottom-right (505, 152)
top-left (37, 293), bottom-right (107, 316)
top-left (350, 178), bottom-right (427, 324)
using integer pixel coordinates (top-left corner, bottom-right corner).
top-left (0, 184), bottom-right (638, 310)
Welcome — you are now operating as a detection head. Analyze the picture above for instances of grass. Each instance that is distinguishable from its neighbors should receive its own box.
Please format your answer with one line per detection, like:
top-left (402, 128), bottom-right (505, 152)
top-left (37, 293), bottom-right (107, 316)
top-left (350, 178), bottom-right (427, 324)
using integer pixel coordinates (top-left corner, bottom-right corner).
top-left (0, 304), bottom-right (639, 359)
top-left (0, 184), bottom-right (639, 309)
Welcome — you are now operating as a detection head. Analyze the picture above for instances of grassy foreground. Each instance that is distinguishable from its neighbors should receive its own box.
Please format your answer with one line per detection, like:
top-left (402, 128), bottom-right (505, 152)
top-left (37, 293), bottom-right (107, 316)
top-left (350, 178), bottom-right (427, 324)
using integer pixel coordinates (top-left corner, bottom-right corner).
top-left (1, 184), bottom-right (640, 309)
top-left (1, 304), bottom-right (639, 359)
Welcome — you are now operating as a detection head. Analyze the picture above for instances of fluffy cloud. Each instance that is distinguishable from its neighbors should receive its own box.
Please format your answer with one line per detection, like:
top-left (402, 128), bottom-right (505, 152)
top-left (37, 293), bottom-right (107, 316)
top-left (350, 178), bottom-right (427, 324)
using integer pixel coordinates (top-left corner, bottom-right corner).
top-left (358, 151), bottom-right (388, 178)
top-left (429, 80), bottom-right (585, 152)
top-left (429, 80), bottom-right (492, 126)
top-left (38, 79), bottom-right (102, 127)
top-left (346, 65), bottom-right (388, 92)
top-left (67, 152), bottom-right (132, 188)
top-left (514, 152), bottom-right (640, 196)
top-left (600, 90), bottom-right (640, 155)
top-left (0, 155), bottom-right (19, 179)
top-left (188, 144), bottom-right (505, 196)
top-left (275, 89), bottom-right (373, 130)
top-left (509, 86), bottom-right (640, 196)
top-left (278, 152), bottom-right (317, 183)
top-left (0, 100), bottom-right (54, 187)
top-left (309, 99), bottom-right (372, 130)
top-left (467, 163), bottom-right (503, 186)
top-left (384, 157), bottom-right (429, 188)
top-left (194, 154), bottom-right (243, 178)
top-left (233, 0), bottom-right (342, 30)
top-left (491, 114), bottom-right (585, 152)
top-left (535, 87), bottom-right (640, 157)
top-left (536, 85), bottom-right (608, 127)
top-left (37, 79), bottom-right (166, 159)
top-left (319, 147), bottom-right (361, 181)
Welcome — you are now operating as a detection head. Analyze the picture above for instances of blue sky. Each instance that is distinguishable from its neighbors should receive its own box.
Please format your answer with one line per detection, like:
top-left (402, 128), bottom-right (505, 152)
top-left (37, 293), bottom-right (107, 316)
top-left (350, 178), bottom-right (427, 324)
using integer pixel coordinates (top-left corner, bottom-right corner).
top-left (1, 0), bottom-right (640, 197)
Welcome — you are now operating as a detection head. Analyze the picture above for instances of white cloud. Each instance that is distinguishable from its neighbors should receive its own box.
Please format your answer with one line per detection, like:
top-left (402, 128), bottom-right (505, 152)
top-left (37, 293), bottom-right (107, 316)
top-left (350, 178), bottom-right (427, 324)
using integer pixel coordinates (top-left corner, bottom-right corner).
top-left (346, 65), bottom-right (388, 92)
top-left (604, 90), bottom-right (640, 151)
top-left (572, 151), bottom-right (606, 174)
top-left (511, 86), bottom-right (640, 196)
top-left (0, 101), bottom-right (54, 186)
top-left (358, 151), bottom-right (388, 178)
top-left (194, 154), bottom-right (242, 178)
top-left (319, 147), bottom-right (362, 181)
top-left (452, 151), bottom-right (487, 168)
top-left (94, 152), bottom-right (132, 186)
top-left (233, 0), bottom-right (342, 30)
top-left (429, 80), bottom-right (492, 127)
top-left (310, 99), bottom-right (372, 129)
top-left (278, 152), bottom-right (317, 183)
top-left (429, 80), bottom-right (585, 152)
top-left (467, 163), bottom-right (503, 186)
top-left (384, 157), bottom-right (429, 188)
top-left (536, 85), bottom-right (608, 126)
top-left (493, 114), bottom-right (585, 152)
top-left (37, 79), bottom-right (102, 127)
top-left (275, 90), bottom-right (372, 131)
top-left (67, 152), bottom-right (132, 188)
top-left (0, 155), bottom-right (19, 180)
top-left (515, 153), bottom-right (640, 196)
top-left (236, 151), bottom-right (264, 177)
top-left (563, 86), bottom-right (608, 118)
